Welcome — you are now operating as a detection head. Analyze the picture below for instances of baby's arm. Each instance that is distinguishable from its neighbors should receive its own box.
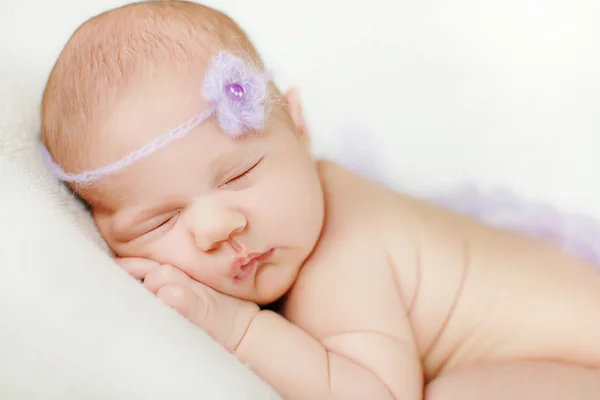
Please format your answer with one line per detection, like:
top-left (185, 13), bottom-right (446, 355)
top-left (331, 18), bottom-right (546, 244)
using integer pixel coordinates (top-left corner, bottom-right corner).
top-left (237, 310), bottom-right (422, 400)
top-left (118, 258), bottom-right (422, 399)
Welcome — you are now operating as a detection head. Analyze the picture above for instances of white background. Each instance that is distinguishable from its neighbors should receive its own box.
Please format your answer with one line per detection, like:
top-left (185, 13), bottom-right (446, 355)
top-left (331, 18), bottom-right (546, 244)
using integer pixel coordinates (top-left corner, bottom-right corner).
top-left (0, 2), bottom-right (599, 398)
top-left (2, 0), bottom-right (600, 215)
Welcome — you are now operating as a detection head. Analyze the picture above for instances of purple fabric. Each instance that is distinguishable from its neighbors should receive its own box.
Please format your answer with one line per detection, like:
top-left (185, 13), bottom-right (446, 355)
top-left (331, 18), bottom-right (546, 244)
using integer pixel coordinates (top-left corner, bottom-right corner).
top-left (432, 185), bottom-right (600, 268)
top-left (203, 51), bottom-right (269, 137)
top-left (337, 139), bottom-right (600, 269)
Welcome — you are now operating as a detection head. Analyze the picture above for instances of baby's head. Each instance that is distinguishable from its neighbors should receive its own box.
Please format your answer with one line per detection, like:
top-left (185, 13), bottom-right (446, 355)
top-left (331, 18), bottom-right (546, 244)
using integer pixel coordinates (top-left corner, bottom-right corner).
top-left (41, 1), bottom-right (324, 305)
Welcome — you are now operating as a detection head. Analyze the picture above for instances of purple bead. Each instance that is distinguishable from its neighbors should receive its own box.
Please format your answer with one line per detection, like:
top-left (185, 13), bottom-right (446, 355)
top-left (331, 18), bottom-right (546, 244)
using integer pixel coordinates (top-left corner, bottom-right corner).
top-left (225, 83), bottom-right (245, 102)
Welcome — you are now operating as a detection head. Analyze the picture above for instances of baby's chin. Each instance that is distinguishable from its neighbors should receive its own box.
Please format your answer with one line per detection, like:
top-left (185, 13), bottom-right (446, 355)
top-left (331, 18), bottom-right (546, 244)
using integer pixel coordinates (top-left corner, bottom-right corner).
top-left (253, 290), bottom-right (288, 307)
top-left (251, 264), bottom-right (300, 306)
top-left (252, 281), bottom-right (293, 306)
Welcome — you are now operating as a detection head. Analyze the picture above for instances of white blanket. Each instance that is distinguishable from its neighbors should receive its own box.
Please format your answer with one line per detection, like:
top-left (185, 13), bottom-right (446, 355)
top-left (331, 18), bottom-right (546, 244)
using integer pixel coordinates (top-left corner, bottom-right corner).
top-left (1, 0), bottom-right (599, 398)
top-left (0, 157), bottom-right (279, 399)
top-left (0, 58), bottom-right (278, 399)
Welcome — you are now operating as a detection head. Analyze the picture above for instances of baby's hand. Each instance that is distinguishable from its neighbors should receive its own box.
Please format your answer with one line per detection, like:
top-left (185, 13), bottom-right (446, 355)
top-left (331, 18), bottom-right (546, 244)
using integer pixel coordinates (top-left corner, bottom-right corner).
top-left (116, 258), bottom-right (260, 352)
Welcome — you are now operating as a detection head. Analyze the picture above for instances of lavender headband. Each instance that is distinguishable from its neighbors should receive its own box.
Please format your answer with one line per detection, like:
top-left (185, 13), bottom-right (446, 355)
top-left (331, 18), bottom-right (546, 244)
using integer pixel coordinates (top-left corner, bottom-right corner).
top-left (41, 51), bottom-right (271, 184)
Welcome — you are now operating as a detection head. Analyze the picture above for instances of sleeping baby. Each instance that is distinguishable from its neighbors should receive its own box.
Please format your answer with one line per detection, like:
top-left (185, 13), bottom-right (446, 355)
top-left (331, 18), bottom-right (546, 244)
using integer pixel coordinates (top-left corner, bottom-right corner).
top-left (40, 1), bottom-right (600, 399)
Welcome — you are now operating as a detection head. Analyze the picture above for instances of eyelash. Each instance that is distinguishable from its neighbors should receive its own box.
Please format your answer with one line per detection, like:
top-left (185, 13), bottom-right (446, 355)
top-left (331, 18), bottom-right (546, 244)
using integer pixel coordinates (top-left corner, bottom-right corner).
top-left (224, 158), bottom-right (262, 186)
top-left (147, 212), bottom-right (179, 234)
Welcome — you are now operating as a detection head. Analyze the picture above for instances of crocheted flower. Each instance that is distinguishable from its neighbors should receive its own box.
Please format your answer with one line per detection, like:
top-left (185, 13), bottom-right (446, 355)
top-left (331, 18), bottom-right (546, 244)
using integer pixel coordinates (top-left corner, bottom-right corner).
top-left (203, 51), bottom-right (269, 137)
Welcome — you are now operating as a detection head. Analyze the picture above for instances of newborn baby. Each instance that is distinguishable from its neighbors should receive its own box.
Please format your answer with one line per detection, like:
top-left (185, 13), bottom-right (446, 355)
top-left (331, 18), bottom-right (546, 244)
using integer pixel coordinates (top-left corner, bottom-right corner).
top-left (41, 1), bottom-right (600, 399)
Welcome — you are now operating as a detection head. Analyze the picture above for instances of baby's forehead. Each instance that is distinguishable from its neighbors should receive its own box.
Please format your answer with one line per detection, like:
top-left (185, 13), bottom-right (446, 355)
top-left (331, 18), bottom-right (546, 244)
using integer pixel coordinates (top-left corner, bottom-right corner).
top-left (100, 71), bottom-right (208, 147)
top-left (84, 129), bottom-right (261, 215)
top-left (58, 47), bottom-right (271, 183)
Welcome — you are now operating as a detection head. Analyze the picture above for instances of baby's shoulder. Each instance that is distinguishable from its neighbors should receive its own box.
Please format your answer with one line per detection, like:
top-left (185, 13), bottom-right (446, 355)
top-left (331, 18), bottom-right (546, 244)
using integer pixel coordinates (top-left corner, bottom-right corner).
top-left (317, 160), bottom-right (415, 229)
top-left (282, 162), bottom-right (421, 337)
top-left (316, 160), bottom-right (421, 259)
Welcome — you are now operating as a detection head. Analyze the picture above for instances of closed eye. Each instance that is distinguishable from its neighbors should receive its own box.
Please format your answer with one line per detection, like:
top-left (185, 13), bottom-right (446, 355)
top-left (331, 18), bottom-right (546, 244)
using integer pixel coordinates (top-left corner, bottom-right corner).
top-left (223, 158), bottom-right (262, 186)
top-left (144, 212), bottom-right (179, 235)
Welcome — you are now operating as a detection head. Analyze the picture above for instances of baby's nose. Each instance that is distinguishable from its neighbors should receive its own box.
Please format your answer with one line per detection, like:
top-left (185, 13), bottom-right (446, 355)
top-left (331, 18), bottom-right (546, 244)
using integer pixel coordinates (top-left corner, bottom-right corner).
top-left (190, 208), bottom-right (247, 253)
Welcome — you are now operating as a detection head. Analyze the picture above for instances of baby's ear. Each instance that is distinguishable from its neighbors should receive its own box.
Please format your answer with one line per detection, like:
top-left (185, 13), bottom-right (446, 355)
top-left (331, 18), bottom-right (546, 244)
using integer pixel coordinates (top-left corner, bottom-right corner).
top-left (284, 88), bottom-right (309, 142)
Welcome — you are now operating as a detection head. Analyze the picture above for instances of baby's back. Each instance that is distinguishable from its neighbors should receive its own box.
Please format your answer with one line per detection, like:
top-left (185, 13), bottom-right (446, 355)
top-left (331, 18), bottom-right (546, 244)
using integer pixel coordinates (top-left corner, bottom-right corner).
top-left (403, 194), bottom-right (600, 379)
top-left (287, 161), bottom-right (600, 383)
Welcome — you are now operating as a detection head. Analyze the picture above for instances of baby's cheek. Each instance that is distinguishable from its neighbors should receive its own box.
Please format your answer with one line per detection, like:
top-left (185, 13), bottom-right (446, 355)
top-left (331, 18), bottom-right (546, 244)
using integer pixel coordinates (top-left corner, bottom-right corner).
top-left (278, 180), bottom-right (323, 237)
top-left (253, 182), bottom-right (322, 271)
top-left (150, 229), bottom-right (204, 271)
top-left (261, 174), bottom-right (313, 216)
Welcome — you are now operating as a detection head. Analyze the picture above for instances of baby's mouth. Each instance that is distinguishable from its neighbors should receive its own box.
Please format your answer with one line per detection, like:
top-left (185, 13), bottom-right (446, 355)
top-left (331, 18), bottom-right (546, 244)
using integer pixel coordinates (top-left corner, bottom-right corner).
top-left (235, 259), bottom-right (258, 280)
top-left (232, 248), bottom-right (274, 280)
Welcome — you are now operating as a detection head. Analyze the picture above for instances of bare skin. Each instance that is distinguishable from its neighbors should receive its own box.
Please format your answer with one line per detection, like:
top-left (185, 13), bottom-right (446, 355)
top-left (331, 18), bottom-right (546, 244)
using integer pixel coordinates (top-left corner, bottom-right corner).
top-left (121, 159), bottom-right (600, 400)
top-left (42, 2), bottom-right (600, 399)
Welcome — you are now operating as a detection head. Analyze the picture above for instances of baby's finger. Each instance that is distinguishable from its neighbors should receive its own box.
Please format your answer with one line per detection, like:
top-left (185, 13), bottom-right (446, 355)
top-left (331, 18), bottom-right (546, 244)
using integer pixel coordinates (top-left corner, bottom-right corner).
top-left (116, 257), bottom-right (161, 280)
top-left (143, 264), bottom-right (192, 295)
top-left (158, 281), bottom-right (258, 352)
top-left (184, 275), bottom-right (220, 298)
top-left (156, 284), bottom-right (208, 326)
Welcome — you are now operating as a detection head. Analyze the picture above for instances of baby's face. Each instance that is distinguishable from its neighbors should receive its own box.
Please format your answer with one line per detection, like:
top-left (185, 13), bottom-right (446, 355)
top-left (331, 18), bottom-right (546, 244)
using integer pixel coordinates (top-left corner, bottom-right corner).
top-left (88, 75), bottom-right (324, 305)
